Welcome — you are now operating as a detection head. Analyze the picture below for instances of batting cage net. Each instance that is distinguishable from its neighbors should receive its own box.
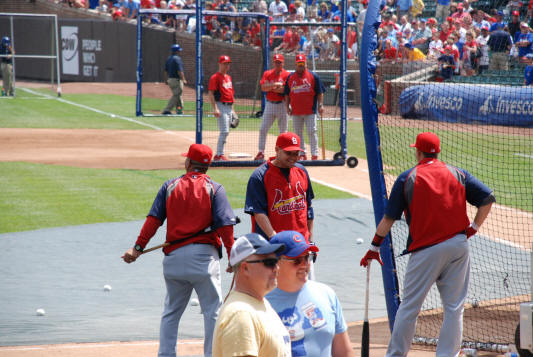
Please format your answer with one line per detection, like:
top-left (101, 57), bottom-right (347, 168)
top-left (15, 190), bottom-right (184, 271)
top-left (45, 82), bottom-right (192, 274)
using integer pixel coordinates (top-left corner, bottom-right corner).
top-left (360, 1), bottom-right (533, 351)
top-left (136, 9), bottom-right (361, 166)
top-left (0, 13), bottom-right (61, 97)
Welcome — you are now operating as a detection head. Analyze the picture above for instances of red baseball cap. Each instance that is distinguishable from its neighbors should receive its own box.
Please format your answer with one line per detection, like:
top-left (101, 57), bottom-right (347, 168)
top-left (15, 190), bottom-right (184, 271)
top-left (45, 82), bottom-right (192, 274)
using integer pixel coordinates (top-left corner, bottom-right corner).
top-left (181, 143), bottom-right (213, 164)
top-left (457, 2), bottom-right (464, 9)
top-left (295, 54), bottom-right (306, 63)
top-left (273, 53), bottom-right (284, 62)
top-left (512, 10), bottom-right (520, 16)
top-left (276, 132), bottom-right (301, 151)
top-left (218, 55), bottom-right (231, 63)
top-left (410, 132), bottom-right (441, 153)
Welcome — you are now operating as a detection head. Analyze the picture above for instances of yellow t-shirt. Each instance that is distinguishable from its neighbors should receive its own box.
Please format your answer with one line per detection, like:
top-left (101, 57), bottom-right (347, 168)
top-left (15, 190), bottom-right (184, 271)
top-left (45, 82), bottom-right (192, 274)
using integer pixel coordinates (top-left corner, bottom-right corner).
top-left (213, 290), bottom-right (291, 357)
top-left (410, 48), bottom-right (427, 61)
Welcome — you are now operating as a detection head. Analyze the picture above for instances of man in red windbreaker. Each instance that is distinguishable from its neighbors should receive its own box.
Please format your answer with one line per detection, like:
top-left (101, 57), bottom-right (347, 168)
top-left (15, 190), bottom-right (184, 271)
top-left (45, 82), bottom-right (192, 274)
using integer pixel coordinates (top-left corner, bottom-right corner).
top-left (122, 143), bottom-right (237, 357)
top-left (255, 53), bottom-right (290, 161)
top-left (284, 54), bottom-right (325, 160)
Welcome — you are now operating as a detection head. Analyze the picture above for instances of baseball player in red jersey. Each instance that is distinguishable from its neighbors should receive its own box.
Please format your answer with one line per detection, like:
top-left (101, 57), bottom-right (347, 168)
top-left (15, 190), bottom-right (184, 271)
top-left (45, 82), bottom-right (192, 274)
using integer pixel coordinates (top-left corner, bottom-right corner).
top-left (360, 132), bottom-right (495, 357)
top-left (284, 54), bottom-right (325, 160)
top-left (254, 54), bottom-right (290, 161)
top-left (122, 143), bottom-right (237, 357)
top-left (208, 55), bottom-right (235, 161)
top-left (245, 132), bottom-right (315, 242)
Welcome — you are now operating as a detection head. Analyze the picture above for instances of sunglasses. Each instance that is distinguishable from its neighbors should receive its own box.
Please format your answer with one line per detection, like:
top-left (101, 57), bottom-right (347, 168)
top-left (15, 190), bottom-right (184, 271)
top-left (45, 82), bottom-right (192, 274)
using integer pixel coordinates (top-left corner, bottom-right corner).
top-left (245, 257), bottom-right (279, 268)
top-left (281, 253), bottom-right (317, 265)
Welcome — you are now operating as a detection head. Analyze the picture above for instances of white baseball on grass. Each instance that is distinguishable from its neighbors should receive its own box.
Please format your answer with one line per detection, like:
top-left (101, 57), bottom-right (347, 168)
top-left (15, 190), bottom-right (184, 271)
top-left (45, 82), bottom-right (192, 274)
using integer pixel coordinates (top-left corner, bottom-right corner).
top-left (110, 114), bottom-right (116, 118)
top-left (356, 238), bottom-right (364, 244)
top-left (190, 298), bottom-right (199, 306)
top-left (36, 308), bottom-right (46, 316)
top-left (103, 284), bottom-right (112, 292)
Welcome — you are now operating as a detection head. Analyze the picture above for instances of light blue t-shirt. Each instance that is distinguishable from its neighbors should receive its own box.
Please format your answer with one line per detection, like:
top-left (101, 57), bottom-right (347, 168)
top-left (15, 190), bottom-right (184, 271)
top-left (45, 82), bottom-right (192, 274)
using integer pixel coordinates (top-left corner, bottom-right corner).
top-left (266, 280), bottom-right (347, 357)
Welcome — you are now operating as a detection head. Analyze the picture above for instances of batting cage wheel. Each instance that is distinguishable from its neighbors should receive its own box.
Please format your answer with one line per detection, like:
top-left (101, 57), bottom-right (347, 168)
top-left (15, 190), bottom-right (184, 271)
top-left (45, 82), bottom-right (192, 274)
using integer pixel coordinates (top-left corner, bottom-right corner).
top-left (346, 156), bottom-right (358, 168)
top-left (516, 323), bottom-right (533, 357)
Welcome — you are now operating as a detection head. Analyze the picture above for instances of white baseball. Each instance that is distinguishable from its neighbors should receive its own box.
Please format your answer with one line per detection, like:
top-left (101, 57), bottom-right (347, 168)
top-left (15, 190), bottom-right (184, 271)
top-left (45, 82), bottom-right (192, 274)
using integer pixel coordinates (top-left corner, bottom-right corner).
top-left (190, 298), bottom-right (199, 306)
top-left (110, 114), bottom-right (116, 118)
top-left (103, 284), bottom-right (112, 292)
top-left (36, 308), bottom-right (46, 316)
top-left (356, 238), bottom-right (364, 244)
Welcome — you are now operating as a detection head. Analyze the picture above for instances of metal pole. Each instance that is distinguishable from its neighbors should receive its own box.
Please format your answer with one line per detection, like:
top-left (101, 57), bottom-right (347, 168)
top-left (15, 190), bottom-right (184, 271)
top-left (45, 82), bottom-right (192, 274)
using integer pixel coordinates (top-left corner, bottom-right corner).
top-left (195, 0), bottom-right (202, 144)
top-left (54, 15), bottom-right (61, 96)
top-left (135, 15), bottom-right (143, 116)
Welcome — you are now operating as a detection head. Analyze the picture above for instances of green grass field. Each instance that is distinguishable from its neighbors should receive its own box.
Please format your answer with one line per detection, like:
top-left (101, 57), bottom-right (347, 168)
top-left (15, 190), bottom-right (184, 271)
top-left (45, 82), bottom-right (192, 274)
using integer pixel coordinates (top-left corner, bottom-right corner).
top-left (0, 88), bottom-right (357, 233)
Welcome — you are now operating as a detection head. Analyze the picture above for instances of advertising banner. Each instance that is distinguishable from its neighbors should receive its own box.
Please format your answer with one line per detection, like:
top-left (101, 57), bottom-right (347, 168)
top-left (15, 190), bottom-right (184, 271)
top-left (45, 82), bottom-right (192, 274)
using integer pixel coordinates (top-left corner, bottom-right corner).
top-left (399, 84), bottom-right (533, 128)
top-left (61, 26), bottom-right (79, 75)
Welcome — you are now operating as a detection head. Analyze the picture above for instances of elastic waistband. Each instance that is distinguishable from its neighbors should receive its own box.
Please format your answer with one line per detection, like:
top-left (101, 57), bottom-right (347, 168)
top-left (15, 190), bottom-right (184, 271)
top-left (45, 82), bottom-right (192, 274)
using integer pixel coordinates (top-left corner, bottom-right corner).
top-left (267, 100), bottom-right (283, 104)
top-left (219, 102), bottom-right (233, 106)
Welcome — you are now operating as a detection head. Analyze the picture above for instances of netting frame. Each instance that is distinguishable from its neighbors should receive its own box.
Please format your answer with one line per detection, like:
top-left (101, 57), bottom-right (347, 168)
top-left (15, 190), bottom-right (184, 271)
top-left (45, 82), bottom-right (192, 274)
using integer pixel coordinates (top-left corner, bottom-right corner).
top-left (0, 12), bottom-right (62, 97)
top-left (135, 5), bottom-right (351, 167)
top-left (360, 0), bottom-right (532, 351)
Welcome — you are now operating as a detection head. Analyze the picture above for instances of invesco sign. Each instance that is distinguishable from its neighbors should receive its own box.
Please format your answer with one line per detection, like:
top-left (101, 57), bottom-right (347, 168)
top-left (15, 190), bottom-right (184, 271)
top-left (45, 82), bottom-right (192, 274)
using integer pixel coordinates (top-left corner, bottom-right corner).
top-left (61, 26), bottom-right (79, 75)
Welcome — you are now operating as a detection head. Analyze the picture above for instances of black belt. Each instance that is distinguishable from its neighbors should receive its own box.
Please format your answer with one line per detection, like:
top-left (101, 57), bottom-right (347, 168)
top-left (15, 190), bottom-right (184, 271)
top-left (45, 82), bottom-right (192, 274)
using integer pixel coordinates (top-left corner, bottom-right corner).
top-left (267, 100), bottom-right (283, 104)
top-left (219, 102), bottom-right (233, 106)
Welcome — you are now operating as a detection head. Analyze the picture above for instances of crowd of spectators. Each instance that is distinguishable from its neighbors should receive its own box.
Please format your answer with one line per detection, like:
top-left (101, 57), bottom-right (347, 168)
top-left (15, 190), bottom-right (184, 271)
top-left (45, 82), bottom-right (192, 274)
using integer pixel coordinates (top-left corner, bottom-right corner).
top-left (375, 0), bottom-right (533, 80)
top-left (59, 0), bottom-right (533, 73)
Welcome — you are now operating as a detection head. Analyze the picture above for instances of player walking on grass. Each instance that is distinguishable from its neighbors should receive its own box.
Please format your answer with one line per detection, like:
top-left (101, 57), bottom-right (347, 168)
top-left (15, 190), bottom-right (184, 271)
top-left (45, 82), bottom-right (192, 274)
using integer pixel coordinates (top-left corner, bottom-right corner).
top-left (1, 36), bottom-right (14, 97)
top-left (245, 132), bottom-right (315, 243)
top-left (208, 55), bottom-right (236, 161)
top-left (284, 54), bottom-right (325, 161)
top-left (162, 44), bottom-right (186, 115)
top-left (122, 144), bottom-right (237, 357)
top-left (255, 53), bottom-right (290, 161)
top-left (360, 132), bottom-right (495, 357)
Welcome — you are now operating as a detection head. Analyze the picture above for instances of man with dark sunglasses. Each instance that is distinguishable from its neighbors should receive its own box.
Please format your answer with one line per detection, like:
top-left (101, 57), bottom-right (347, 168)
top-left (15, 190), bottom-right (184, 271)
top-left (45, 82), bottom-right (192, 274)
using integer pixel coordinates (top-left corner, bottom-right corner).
top-left (212, 233), bottom-right (291, 357)
top-left (266, 231), bottom-right (355, 357)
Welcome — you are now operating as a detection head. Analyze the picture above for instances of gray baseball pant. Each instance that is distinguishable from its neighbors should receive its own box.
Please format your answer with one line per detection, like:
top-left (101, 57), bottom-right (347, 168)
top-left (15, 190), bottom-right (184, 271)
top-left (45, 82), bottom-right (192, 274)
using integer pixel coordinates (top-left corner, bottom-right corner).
top-left (163, 78), bottom-right (184, 113)
top-left (258, 101), bottom-right (288, 152)
top-left (216, 102), bottom-right (233, 156)
top-left (158, 243), bottom-right (222, 357)
top-left (386, 234), bottom-right (470, 357)
top-left (292, 114), bottom-right (319, 157)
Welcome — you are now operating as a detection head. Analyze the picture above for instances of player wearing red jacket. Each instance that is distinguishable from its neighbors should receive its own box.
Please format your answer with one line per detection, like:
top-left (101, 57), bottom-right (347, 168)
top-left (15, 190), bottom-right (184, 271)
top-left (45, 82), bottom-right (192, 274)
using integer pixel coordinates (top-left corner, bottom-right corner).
top-left (254, 54), bottom-right (290, 161)
top-left (360, 132), bottom-right (495, 357)
top-left (122, 144), bottom-right (237, 357)
top-left (208, 55), bottom-right (236, 161)
top-left (245, 132), bottom-right (315, 242)
top-left (284, 54), bottom-right (325, 160)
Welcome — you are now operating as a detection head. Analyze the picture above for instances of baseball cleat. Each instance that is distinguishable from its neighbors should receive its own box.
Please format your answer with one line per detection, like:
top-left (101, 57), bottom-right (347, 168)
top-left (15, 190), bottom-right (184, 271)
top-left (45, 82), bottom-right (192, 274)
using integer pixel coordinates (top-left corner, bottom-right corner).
top-left (177, 109), bottom-right (183, 115)
top-left (162, 111), bottom-right (172, 115)
top-left (311, 155), bottom-right (318, 160)
top-left (254, 152), bottom-right (265, 161)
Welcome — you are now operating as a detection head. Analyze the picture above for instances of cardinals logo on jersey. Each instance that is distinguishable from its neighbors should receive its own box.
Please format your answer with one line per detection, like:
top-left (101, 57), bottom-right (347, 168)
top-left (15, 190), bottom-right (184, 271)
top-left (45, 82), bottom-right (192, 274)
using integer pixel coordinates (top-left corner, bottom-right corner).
top-left (271, 182), bottom-right (306, 215)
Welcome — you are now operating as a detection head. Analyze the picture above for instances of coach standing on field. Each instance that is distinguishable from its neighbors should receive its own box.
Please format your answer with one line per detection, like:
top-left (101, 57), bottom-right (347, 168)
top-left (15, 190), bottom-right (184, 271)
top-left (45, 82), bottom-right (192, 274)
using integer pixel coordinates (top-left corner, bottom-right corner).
top-left (255, 53), bottom-right (290, 161)
top-left (284, 54), bottom-right (325, 161)
top-left (360, 132), bottom-right (495, 357)
top-left (245, 132), bottom-right (315, 242)
top-left (208, 54), bottom-right (235, 162)
top-left (162, 44), bottom-right (186, 115)
top-left (122, 143), bottom-right (237, 357)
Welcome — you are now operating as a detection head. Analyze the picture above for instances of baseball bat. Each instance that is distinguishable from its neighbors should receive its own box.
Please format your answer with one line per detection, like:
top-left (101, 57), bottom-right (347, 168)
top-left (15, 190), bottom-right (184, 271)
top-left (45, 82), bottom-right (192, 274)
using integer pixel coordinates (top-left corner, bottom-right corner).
top-left (319, 113), bottom-right (326, 160)
top-left (362, 263), bottom-right (370, 357)
top-left (142, 242), bottom-right (169, 254)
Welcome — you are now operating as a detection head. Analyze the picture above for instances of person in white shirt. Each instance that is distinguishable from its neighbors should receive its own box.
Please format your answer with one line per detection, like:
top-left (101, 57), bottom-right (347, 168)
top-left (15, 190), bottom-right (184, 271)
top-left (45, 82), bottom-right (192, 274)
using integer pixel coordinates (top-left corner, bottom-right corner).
top-left (269, 0), bottom-right (288, 22)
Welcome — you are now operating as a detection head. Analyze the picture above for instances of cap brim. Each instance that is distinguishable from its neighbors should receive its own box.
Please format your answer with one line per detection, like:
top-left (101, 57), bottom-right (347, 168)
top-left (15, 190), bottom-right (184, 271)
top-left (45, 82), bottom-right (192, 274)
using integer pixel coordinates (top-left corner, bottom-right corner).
top-left (409, 143), bottom-right (417, 148)
top-left (255, 243), bottom-right (286, 256)
top-left (282, 145), bottom-right (302, 151)
top-left (296, 61), bottom-right (306, 64)
top-left (286, 245), bottom-right (319, 258)
top-left (181, 152), bottom-right (188, 157)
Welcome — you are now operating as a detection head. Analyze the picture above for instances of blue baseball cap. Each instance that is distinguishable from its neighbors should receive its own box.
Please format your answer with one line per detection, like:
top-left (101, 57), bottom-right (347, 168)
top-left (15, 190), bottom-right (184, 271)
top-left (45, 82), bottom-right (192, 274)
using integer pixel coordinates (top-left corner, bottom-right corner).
top-left (526, 53), bottom-right (533, 59)
top-left (171, 44), bottom-right (182, 52)
top-left (229, 233), bottom-right (285, 267)
top-left (270, 231), bottom-right (319, 258)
